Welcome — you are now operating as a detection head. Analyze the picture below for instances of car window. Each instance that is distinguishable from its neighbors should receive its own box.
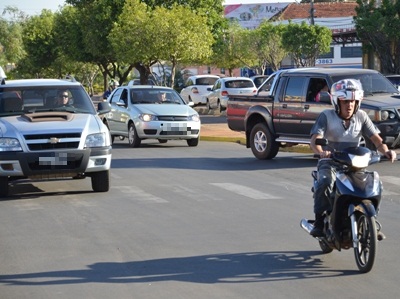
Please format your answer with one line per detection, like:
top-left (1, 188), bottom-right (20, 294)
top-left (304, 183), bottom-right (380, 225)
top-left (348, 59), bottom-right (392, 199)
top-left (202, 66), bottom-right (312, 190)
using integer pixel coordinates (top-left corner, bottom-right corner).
top-left (215, 80), bottom-right (222, 90)
top-left (253, 77), bottom-right (267, 87)
top-left (225, 80), bottom-right (254, 88)
top-left (196, 77), bottom-right (218, 85)
top-left (186, 79), bottom-right (194, 86)
top-left (283, 77), bottom-right (307, 102)
top-left (331, 73), bottom-right (398, 94)
top-left (109, 88), bottom-right (123, 104)
top-left (0, 86), bottom-right (95, 115)
top-left (130, 88), bottom-right (184, 104)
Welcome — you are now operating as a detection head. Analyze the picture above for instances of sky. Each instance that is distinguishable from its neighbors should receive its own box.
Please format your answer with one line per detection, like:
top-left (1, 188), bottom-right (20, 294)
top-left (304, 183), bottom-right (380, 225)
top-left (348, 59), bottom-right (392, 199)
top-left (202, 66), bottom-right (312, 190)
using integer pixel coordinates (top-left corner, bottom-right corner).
top-left (1, 0), bottom-right (295, 16)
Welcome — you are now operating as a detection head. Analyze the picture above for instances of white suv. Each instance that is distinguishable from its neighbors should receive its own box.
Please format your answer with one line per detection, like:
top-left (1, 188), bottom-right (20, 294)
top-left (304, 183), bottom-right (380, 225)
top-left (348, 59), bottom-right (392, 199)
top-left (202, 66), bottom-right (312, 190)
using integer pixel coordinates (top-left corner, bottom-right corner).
top-left (0, 78), bottom-right (112, 197)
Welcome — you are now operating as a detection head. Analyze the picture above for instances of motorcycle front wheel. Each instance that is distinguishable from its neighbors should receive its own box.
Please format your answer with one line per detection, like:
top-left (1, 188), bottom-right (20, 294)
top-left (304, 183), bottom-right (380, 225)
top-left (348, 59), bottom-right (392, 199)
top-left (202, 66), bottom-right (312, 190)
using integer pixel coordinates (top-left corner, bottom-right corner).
top-left (354, 213), bottom-right (377, 273)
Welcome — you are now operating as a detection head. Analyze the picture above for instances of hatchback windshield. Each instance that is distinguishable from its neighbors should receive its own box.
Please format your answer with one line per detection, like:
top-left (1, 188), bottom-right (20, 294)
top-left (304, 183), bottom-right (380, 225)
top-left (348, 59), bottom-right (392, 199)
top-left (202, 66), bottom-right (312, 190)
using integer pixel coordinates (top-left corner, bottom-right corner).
top-left (130, 89), bottom-right (185, 104)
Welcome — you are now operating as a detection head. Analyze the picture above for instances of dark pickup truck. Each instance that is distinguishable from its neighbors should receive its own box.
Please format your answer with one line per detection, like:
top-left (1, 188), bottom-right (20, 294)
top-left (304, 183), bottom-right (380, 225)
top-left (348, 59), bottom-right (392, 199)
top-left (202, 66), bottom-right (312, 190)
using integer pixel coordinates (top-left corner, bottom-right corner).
top-left (226, 68), bottom-right (400, 159)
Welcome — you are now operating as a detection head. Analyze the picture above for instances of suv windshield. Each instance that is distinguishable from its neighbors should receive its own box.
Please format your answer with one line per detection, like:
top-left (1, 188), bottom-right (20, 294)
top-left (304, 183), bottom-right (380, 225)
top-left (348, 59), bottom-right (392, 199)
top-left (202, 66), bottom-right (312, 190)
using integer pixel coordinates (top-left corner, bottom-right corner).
top-left (0, 86), bottom-right (96, 116)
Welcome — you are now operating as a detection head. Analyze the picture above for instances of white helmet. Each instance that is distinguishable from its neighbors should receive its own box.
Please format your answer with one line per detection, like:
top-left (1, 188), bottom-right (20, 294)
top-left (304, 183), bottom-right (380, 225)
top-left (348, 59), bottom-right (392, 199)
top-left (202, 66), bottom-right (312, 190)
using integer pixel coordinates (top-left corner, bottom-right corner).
top-left (331, 79), bottom-right (363, 114)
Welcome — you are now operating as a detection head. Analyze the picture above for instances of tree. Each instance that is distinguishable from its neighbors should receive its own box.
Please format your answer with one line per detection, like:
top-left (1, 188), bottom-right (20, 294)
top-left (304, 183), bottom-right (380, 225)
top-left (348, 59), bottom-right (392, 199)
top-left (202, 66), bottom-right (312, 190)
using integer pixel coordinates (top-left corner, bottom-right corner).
top-left (152, 4), bottom-right (214, 87)
top-left (255, 21), bottom-right (288, 73)
top-left (19, 10), bottom-right (59, 77)
top-left (282, 21), bottom-right (331, 67)
top-left (0, 6), bottom-right (27, 72)
top-left (355, 0), bottom-right (400, 74)
top-left (211, 21), bottom-right (246, 76)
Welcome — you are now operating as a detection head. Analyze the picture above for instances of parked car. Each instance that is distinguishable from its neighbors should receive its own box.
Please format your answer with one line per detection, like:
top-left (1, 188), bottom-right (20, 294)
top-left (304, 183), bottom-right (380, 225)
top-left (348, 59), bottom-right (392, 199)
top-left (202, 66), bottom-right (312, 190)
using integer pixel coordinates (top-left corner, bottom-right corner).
top-left (180, 74), bottom-right (220, 106)
top-left (104, 83), bottom-right (200, 147)
top-left (130, 78), bottom-right (157, 85)
top-left (205, 77), bottom-right (257, 112)
top-left (250, 75), bottom-right (269, 88)
top-left (0, 77), bottom-right (112, 196)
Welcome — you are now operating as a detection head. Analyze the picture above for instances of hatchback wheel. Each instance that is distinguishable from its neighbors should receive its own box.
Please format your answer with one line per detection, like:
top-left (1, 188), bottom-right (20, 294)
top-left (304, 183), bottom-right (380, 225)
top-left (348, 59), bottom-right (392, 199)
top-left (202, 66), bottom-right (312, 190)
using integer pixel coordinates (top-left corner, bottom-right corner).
top-left (128, 123), bottom-right (141, 148)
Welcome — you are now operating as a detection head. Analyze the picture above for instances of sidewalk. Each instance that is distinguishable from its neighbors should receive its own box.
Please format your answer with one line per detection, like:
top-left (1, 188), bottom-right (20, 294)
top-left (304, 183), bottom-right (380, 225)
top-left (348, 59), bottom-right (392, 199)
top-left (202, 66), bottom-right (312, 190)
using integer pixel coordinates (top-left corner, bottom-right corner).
top-left (201, 123), bottom-right (245, 139)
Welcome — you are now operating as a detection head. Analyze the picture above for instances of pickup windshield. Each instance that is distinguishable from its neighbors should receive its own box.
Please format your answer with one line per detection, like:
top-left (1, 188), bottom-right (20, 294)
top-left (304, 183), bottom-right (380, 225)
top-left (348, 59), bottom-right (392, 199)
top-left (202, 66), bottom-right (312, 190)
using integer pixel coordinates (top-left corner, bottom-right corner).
top-left (332, 73), bottom-right (398, 95)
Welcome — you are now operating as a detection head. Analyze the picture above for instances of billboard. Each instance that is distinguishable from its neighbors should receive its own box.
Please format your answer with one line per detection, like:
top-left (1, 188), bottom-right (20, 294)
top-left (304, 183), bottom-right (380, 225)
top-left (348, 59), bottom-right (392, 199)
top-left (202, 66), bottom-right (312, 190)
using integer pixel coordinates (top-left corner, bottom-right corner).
top-left (224, 3), bottom-right (291, 29)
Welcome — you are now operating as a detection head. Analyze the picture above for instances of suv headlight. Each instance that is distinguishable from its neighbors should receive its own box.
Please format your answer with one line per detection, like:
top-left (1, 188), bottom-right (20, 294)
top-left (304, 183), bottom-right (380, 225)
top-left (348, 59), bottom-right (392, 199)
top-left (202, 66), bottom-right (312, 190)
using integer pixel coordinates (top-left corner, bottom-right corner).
top-left (85, 133), bottom-right (106, 148)
top-left (0, 138), bottom-right (22, 151)
top-left (188, 114), bottom-right (200, 122)
top-left (139, 114), bottom-right (158, 122)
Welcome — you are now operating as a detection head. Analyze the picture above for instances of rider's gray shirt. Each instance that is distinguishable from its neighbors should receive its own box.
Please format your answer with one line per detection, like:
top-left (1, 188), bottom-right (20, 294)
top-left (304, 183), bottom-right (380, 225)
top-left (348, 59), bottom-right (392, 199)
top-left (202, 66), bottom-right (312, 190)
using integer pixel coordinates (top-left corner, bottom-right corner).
top-left (310, 109), bottom-right (379, 151)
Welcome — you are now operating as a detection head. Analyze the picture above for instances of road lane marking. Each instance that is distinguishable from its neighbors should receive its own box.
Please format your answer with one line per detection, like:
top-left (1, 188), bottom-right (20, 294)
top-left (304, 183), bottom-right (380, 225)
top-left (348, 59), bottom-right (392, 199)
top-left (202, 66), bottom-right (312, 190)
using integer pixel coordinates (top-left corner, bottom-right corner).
top-left (112, 186), bottom-right (168, 203)
top-left (211, 183), bottom-right (280, 200)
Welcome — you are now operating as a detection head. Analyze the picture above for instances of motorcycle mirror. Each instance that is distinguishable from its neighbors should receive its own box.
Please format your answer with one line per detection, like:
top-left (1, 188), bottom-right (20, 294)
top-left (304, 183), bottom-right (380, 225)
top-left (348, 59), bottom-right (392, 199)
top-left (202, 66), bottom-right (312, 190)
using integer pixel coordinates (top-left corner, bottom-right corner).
top-left (315, 138), bottom-right (328, 146)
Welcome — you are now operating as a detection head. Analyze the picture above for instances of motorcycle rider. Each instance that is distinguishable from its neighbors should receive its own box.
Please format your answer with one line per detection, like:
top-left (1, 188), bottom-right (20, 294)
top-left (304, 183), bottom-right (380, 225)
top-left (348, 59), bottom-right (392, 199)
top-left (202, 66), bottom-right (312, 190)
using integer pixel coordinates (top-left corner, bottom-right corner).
top-left (309, 78), bottom-right (396, 237)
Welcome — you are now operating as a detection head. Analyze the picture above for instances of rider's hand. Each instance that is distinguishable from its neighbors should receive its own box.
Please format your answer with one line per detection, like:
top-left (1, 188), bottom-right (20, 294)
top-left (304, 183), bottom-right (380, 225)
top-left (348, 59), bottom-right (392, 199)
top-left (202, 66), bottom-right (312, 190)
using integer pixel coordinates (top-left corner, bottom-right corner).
top-left (319, 150), bottom-right (331, 159)
top-left (385, 150), bottom-right (397, 163)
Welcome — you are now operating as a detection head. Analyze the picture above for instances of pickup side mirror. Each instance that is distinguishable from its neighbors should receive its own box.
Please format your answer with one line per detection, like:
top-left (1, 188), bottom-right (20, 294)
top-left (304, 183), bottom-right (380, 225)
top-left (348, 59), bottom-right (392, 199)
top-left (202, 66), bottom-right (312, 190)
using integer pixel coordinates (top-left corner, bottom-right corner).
top-left (318, 91), bottom-right (332, 104)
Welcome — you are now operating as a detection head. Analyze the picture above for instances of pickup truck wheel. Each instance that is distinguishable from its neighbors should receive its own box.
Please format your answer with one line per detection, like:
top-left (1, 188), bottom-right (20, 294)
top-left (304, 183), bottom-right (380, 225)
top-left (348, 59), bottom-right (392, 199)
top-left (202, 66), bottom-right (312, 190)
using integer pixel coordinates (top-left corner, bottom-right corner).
top-left (0, 177), bottom-right (9, 197)
top-left (187, 137), bottom-right (199, 147)
top-left (250, 123), bottom-right (279, 160)
top-left (128, 123), bottom-right (141, 148)
top-left (91, 170), bottom-right (110, 192)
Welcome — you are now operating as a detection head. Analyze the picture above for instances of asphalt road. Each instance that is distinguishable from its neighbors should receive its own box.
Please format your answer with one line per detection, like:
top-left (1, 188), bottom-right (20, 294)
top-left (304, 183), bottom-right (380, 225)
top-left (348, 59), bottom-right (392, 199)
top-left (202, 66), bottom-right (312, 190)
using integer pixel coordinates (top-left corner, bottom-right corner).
top-left (1, 140), bottom-right (400, 298)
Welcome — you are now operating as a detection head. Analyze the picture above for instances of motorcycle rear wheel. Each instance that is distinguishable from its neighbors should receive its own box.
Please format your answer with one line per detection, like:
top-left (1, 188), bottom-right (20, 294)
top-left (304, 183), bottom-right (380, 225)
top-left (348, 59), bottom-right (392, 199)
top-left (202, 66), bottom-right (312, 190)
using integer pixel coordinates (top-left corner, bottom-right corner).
top-left (354, 213), bottom-right (377, 273)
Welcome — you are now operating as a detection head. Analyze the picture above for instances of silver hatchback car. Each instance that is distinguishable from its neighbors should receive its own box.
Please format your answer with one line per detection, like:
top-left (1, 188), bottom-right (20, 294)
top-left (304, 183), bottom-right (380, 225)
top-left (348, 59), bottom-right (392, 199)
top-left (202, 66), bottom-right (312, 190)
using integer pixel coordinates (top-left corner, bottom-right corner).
top-left (104, 84), bottom-right (201, 147)
top-left (205, 77), bottom-right (257, 113)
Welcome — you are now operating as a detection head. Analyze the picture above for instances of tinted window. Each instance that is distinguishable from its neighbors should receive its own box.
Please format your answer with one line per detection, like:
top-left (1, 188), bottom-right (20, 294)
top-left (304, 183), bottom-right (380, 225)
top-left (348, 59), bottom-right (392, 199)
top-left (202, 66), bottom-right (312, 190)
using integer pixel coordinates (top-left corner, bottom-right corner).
top-left (283, 77), bottom-right (307, 102)
top-left (225, 80), bottom-right (254, 88)
top-left (195, 77), bottom-right (218, 85)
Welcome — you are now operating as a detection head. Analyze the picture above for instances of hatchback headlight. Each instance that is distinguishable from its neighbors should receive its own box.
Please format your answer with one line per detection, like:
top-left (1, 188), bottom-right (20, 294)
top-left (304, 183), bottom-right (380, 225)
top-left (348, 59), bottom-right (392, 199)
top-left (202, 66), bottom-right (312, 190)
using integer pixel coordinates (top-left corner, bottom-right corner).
top-left (0, 138), bottom-right (22, 152)
top-left (139, 114), bottom-right (158, 122)
top-left (188, 114), bottom-right (200, 122)
top-left (85, 133), bottom-right (106, 148)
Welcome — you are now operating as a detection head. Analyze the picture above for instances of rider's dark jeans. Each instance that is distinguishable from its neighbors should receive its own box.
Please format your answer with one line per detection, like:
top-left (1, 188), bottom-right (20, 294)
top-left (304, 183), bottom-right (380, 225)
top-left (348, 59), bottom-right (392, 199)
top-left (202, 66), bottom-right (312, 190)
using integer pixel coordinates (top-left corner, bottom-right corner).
top-left (314, 159), bottom-right (341, 214)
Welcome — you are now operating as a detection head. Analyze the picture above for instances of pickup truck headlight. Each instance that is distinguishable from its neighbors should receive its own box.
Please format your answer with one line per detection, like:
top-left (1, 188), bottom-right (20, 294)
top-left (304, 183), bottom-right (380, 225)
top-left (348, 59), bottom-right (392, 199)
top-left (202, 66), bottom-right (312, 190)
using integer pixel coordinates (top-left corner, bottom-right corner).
top-left (188, 114), bottom-right (200, 122)
top-left (0, 138), bottom-right (22, 152)
top-left (380, 110), bottom-right (396, 121)
top-left (139, 114), bottom-right (158, 122)
top-left (85, 133), bottom-right (106, 148)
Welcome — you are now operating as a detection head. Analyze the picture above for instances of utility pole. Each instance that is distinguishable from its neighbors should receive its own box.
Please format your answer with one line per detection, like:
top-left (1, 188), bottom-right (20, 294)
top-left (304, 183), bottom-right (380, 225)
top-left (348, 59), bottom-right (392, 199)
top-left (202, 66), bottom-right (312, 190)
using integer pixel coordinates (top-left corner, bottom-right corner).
top-left (310, 0), bottom-right (315, 25)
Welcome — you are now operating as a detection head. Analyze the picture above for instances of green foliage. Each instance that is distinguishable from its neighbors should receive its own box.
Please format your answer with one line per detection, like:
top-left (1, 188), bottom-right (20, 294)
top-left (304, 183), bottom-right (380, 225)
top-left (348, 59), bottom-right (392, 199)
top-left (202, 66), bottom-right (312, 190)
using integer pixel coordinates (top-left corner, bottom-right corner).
top-left (282, 21), bottom-right (331, 67)
top-left (355, 0), bottom-right (400, 74)
top-left (255, 21), bottom-right (288, 72)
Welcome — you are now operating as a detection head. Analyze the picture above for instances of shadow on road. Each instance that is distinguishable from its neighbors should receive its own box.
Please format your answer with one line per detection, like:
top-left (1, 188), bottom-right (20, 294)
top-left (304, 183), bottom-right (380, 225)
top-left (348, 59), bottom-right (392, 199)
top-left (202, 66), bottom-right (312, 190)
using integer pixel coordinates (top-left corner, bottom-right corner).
top-left (0, 251), bottom-right (358, 286)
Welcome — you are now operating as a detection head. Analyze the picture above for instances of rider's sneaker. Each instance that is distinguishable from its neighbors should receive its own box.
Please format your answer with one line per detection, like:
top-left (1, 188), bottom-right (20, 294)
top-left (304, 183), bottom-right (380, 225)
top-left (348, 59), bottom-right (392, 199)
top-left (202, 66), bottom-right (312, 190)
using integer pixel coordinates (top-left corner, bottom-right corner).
top-left (310, 214), bottom-right (324, 237)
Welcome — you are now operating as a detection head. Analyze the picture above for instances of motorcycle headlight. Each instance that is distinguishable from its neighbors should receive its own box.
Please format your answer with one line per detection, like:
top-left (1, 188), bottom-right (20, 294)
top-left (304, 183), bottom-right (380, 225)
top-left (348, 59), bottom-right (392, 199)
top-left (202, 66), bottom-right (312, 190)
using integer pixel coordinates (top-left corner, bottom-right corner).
top-left (188, 114), bottom-right (200, 122)
top-left (139, 114), bottom-right (158, 122)
top-left (85, 133), bottom-right (106, 148)
top-left (0, 138), bottom-right (22, 152)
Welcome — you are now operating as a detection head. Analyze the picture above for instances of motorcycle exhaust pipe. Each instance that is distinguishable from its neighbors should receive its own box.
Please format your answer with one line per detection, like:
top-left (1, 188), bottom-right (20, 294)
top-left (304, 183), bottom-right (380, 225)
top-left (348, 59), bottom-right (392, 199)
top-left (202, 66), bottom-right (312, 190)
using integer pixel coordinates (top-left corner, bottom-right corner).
top-left (300, 218), bottom-right (315, 234)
